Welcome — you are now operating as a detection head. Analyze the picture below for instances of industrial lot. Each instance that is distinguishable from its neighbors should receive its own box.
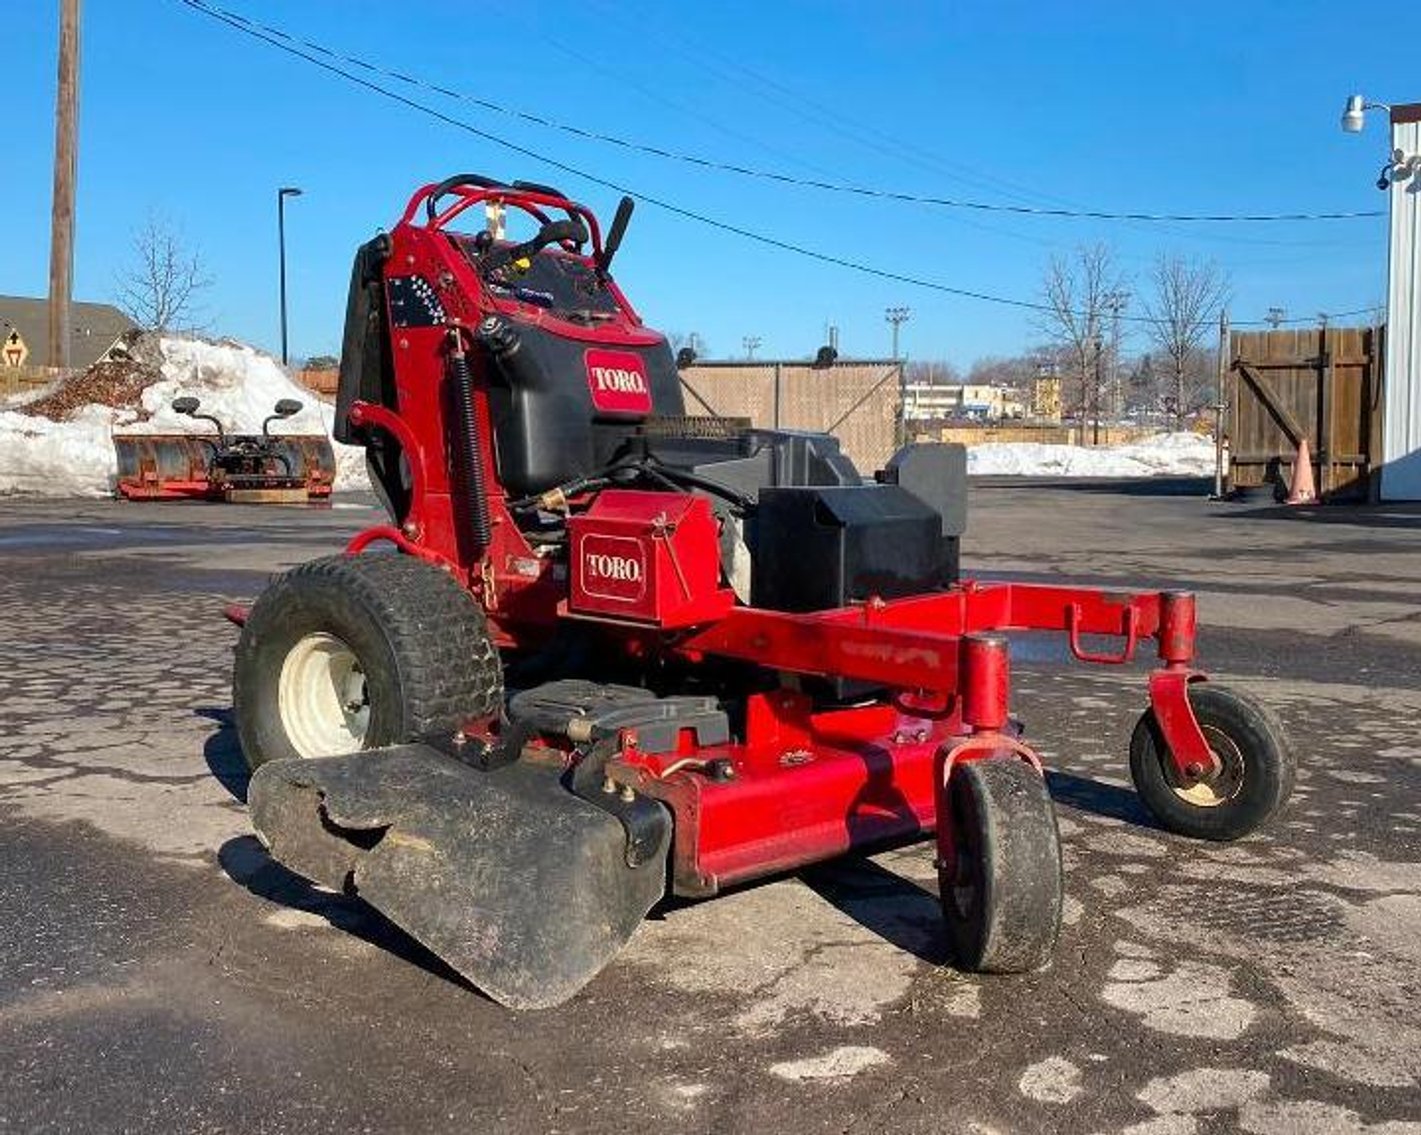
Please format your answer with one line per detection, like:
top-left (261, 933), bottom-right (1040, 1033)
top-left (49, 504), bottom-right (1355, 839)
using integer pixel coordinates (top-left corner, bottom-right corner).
top-left (4, 487), bottom-right (1421, 1133)
top-left (5, 3), bottom-right (1421, 1135)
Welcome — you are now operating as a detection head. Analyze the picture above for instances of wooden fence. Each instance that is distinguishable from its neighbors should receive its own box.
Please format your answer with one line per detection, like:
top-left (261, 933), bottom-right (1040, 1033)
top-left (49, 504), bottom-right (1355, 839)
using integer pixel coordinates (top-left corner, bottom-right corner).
top-left (0, 365), bottom-right (65, 401)
top-left (681, 361), bottom-right (901, 473)
top-left (1227, 326), bottom-right (1384, 500)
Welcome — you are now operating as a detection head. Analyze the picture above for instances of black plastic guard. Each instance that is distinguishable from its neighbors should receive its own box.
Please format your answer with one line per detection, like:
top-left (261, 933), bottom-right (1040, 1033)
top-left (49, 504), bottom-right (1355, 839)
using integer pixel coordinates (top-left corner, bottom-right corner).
top-left (247, 744), bottom-right (670, 1009)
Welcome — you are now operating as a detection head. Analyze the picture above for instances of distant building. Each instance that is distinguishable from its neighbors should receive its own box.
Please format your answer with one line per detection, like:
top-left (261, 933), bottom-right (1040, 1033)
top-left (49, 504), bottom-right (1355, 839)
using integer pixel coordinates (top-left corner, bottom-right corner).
top-left (0, 296), bottom-right (136, 371)
top-left (298, 367), bottom-right (339, 396)
top-left (903, 382), bottom-right (1024, 422)
top-left (902, 382), bottom-right (964, 421)
top-left (1031, 375), bottom-right (1063, 421)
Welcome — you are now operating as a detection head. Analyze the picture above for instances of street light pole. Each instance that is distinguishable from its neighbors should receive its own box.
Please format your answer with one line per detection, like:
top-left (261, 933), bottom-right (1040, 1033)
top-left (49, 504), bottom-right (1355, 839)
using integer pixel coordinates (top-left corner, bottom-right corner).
top-left (277, 186), bottom-right (303, 366)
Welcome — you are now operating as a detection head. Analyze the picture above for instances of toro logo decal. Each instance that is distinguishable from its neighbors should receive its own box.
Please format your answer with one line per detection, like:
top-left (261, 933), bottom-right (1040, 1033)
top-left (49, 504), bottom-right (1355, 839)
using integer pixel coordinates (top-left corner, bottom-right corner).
top-left (579, 534), bottom-right (648, 603)
top-left (585, 349), bottom-right (653, 416)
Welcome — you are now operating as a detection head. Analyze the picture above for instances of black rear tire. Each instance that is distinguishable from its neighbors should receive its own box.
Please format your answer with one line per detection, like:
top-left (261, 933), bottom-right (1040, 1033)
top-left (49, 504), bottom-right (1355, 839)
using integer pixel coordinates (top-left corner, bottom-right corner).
top-left (939, 758), bottom-right (1063, 973)
top-left (233, 553), bottom-right (502, 771)
top-left (1129, 683), bottom-right (1293, 841)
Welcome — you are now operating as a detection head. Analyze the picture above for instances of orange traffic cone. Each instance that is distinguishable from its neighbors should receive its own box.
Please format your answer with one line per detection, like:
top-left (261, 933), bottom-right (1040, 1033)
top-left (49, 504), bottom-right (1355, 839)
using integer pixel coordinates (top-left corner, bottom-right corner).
top-left (1285, 437), bottom-right (1317, 505)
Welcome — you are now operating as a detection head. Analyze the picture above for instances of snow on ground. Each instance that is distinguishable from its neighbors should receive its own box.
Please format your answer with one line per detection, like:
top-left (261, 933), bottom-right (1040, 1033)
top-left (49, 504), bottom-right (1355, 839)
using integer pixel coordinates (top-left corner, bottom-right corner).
top-left (966, 431), bottom-right (1215, 478)
top-left (1, 341), bottom-right (1213, 497)
top-left (0, 336), bottom-right (368, 497)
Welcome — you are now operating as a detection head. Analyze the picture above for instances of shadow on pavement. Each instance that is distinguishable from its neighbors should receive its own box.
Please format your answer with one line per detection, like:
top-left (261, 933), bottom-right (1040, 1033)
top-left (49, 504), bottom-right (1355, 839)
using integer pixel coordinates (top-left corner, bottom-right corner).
top-left (1028, 475), bottom-right (1213, 498)
top-left (197, 706), bottom-right (249, 803)
top-left (1220, 501), bottom-right (1421, 530)
top-left (800, 854), bottom-right (950, 966)
top-left (218, 834), bottom-right (482, 996)
top-left (1045, 768), bottom-right (1159, 829)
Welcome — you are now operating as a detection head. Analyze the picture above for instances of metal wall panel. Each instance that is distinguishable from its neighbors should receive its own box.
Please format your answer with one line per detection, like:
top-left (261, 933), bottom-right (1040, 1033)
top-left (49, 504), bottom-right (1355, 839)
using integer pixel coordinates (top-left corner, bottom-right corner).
top-left (1381, 117), bottom-right (1421, 499)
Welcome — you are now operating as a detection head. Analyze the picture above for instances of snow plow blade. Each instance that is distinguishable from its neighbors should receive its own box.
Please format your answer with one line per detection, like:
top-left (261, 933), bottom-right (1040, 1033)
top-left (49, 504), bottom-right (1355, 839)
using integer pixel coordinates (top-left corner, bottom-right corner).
top-left (112, 433), bottom-right (335, 500)
top-left (247, 745), bottom-right (671, 1009)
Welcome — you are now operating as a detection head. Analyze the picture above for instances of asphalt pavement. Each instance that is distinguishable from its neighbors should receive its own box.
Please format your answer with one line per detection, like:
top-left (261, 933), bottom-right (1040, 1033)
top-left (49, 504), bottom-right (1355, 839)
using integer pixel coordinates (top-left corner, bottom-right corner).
top-left (2, 481), bottom-right (1419, 1134)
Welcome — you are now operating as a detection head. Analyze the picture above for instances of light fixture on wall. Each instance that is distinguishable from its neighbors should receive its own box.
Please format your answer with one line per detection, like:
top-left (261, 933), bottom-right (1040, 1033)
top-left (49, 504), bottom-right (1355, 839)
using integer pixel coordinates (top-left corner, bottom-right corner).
top-left (1341, 94), bottom-right (1390, 133)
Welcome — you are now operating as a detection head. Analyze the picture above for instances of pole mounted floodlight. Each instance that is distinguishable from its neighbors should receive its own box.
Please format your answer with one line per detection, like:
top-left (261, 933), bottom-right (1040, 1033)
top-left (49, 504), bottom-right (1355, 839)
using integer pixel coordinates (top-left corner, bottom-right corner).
top-left (1341, 96), bottom-right (1420, 190)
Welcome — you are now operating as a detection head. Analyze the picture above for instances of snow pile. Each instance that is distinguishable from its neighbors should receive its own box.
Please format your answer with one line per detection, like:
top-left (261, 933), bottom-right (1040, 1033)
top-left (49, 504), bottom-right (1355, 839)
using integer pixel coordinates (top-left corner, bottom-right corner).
top-left (966, 432), bottom-right (1215, 478)
top-left (0, 335), bottom-right (369, 497)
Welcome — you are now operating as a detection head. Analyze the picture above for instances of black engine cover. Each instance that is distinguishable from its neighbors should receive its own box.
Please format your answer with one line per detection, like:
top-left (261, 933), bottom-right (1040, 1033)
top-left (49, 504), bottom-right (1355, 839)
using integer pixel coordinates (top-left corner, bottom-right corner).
top-left (481, 320), bottom-right (684, 497)
top-left (751, 484), bottom-right (949, 612)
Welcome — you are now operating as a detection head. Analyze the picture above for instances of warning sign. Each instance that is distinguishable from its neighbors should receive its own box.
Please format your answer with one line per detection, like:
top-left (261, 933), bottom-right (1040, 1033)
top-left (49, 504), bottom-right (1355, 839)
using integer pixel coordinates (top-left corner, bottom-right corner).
top-left (3, 330), bottom-right (28, 368)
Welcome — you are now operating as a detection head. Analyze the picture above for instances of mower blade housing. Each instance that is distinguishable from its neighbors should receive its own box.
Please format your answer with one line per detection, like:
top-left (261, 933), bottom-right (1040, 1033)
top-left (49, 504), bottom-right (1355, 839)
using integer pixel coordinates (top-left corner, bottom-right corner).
top-left (247, 745), bottom-right (669, 1009)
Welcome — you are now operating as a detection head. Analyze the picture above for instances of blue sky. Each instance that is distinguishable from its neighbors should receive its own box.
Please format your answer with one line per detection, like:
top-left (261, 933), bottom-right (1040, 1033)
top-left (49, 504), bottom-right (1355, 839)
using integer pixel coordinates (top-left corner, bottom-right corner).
top-left (4, 1), bottom-right (1412, 366)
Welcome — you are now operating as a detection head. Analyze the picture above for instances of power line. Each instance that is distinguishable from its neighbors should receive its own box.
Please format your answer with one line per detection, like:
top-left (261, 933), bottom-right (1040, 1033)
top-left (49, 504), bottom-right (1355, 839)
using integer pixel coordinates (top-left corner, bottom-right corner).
top-left (178, 1), bottom-right (1382, 227)
top-left (173, 0), bottom-right (1380, 330)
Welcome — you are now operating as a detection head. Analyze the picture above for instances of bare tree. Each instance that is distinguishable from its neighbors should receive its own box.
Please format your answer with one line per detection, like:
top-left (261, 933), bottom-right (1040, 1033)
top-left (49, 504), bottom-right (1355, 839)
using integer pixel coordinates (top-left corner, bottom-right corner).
top-left (1038, 244), bottom-right (1127, 438)
top-left (115, 215), bottom-right (212, 333)
top-left (1141, 254), bottom-right (1228, 427)
top-left (905, 359), bottom-right (960, 386)
top-left (665, 330), bottom-right (712, 358)
top-left (967, 353), bottom-right (1041, 393)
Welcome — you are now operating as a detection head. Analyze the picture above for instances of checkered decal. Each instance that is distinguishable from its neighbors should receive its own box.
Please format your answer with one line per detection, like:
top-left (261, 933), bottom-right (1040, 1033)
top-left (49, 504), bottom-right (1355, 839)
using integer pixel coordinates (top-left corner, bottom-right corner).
top-left (387, 275), bottom-right (447, 328)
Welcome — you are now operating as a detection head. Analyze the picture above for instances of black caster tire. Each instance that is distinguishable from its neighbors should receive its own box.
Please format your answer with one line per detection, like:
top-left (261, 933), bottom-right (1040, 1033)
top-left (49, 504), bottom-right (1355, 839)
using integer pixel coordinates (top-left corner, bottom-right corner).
top-left (1129, 683), bottom-right (1293, 841)
top-left (940, 758), bottom-right (1064, 973)
top-left (234, 553), bottom-right (502, 771)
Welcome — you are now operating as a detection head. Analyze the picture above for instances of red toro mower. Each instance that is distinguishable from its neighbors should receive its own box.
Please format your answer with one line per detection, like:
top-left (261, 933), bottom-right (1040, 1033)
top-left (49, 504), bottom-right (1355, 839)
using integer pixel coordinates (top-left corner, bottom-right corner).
top-left (115, 396), bottom-right (335, 502)
top-left (231, 175), bottom-right (1293, 1008)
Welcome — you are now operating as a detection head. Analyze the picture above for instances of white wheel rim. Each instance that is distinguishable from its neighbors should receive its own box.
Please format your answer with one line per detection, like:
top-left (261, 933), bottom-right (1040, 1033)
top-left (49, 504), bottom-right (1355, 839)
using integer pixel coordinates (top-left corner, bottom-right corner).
top-left (278, 632), bottom-right (371, 757)
top-left (1171, 725), bottom-right (1245, 807)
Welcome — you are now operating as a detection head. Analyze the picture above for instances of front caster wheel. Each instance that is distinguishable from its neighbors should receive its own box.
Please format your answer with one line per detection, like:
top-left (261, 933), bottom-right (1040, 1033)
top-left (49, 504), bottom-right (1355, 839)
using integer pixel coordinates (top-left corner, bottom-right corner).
top-left (1129, 683), bottom-right (1294, 841)
top-left (939, 758), bottom-right (1063, 973)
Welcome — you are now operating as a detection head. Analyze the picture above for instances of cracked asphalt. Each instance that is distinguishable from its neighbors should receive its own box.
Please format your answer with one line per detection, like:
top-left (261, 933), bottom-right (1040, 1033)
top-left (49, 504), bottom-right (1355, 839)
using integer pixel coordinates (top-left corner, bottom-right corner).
top-left (2, 480), bottom-right (1420, 1134)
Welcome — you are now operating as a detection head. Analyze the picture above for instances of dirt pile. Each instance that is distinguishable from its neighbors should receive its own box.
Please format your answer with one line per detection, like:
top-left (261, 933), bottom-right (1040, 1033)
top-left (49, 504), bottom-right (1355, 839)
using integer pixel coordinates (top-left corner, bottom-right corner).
top-left (17, 333), bottom-right (163, 422)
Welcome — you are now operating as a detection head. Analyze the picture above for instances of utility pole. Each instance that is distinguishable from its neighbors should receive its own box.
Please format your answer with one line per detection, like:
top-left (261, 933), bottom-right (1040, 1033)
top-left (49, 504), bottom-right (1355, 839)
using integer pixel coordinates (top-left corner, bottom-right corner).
top-left (1265, 306), bottom-right (1285, 330)
top-left (885, 306), bottom-right (910, 360)
top-left (1215, 309), bottom-right (1230, 499)
top-left (1080, 309), bottom-right (1098, 434)
top-left (742, 335), bottom-right (761, 361)
top-left (885, 307), bottom-right (911, 447)
top-left (48, 0), bottom-right (81, 371)
top-left (1104, 290), bottom-right (1127, 422)
top-left (1091, 335), bottom-right (1104, 445)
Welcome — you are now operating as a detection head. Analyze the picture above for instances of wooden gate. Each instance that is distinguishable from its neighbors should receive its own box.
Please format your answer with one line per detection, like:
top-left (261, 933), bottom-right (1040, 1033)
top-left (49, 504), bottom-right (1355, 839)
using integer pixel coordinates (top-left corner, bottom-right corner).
top-left (1227, 326), bottom-right (1384, 500)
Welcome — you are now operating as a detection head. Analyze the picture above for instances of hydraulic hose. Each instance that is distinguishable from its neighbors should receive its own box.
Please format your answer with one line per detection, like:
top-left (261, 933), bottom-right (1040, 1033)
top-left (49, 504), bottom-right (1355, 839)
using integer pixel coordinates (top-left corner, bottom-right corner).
top-left (446, 330), bottom-right (493, 551)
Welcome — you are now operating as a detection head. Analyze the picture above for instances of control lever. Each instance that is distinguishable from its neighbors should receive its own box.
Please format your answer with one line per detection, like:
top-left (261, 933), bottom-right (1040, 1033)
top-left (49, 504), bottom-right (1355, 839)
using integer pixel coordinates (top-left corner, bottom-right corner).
top-left (596, 196), bottom-right (635, 278)
top-left (482, 218), bottom-right (589, 275)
